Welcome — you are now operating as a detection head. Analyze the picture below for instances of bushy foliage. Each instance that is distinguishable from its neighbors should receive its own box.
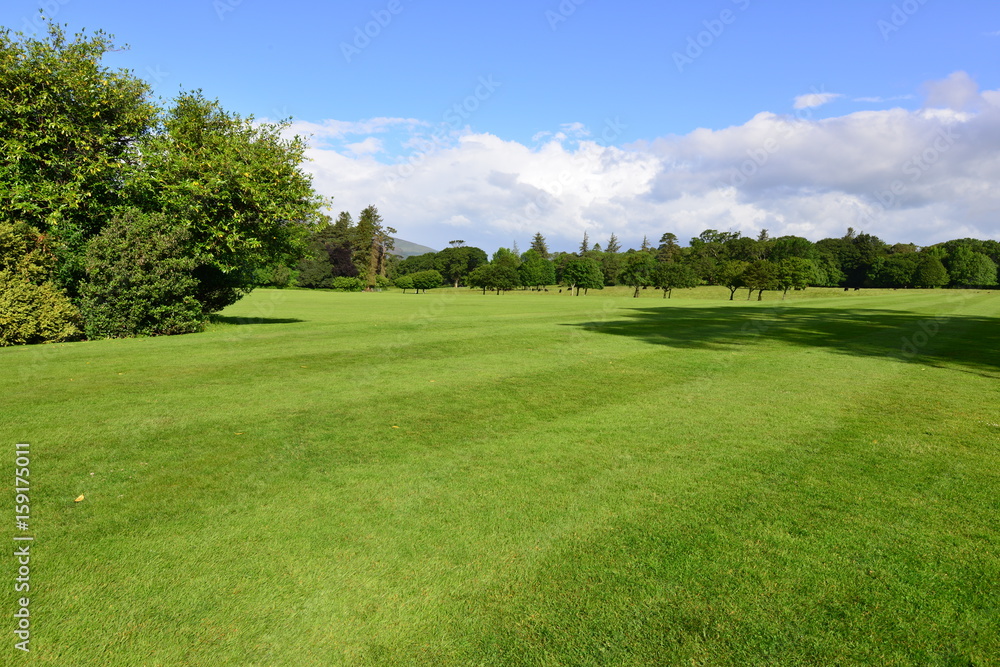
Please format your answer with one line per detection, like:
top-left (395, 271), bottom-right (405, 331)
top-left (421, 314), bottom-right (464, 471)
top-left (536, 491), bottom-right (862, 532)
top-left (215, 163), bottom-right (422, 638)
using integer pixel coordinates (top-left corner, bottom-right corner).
top-left (618, 251), bottom-right (657, 298)
top-left (0, 23), bottom-right (157, 298)
top-left (332, 276), bottom-right (365, 292)
top-left (79, 210), bottom-right (203, 339)
top-left (519, 249), bottom-right (555, 290)
top-left (409, 270), bottom-right (444, 293)
top-left (394, 275), bottom-right (414, 292)
top-left (653, 262), bottom-right (699, 299)
top-left (0, 222), bottom-right (81, 346)
top-left (947, 247), bottom-right (998, 287)
top-left (913, 255), bottom-right (949, 288)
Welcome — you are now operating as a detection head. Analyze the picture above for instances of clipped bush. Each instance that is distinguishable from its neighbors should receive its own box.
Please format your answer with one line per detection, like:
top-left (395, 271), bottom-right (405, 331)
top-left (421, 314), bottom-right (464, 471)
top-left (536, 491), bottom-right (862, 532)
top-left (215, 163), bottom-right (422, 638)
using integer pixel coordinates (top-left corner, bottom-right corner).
top-left (80, 209), bottom-right (204, 339)
top-left (332, 276), bottom-right (365, 292)
top-left (0, 273), bottom-right (82, 346)
top-left (374, 275), bottom-right (392, 290)
top-left (0, 222), bottom-right (81, 346)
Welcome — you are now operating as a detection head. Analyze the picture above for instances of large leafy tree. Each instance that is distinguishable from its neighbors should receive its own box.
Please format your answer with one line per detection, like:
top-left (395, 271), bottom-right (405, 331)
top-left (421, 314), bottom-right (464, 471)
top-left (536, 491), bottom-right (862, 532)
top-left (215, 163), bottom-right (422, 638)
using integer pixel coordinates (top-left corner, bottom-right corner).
top-left (126, 91), bottom-right (325, 311)
top-left (618, 251), bottom-right (657, 298)
top-left (490, 248), bottom-right (522, 292)
top-left (768, 236), bottom-right (817, 263)
top-left (0, 22), bottom-right (157, 295)
top-left (947, 246), bottom-right (998, 287)
top-left (743, 260), bottom-right (779, 301)
top-left (913, 254), bottom-right (949, 288)
top-left (867, 254), bottom-right (919, 288)
top-left (436, 246), bottom-right (487, 287)
top-left (519, 249), bottom-right (555, 290)
top-left (563, 256), bottom-right (604, 296)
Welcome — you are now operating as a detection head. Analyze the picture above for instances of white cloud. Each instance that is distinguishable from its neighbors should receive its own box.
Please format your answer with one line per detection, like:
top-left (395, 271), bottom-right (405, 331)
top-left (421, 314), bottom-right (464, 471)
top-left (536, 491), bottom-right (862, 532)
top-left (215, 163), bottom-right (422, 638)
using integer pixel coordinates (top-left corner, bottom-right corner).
top-left (793, 92), bottom-right (843, 110)
top-left (344, 137), bottom-right (383, 156)
top-left (283, 117), bottom-right (426, 147)
top-left (559, 122), bottom-right (590, 138)
top-left (922, 71), bottom-right (982, 111)
top-left (300, 72), bottom-right (1000, 251)
top-left (854, 95), bottom-right (915, 103)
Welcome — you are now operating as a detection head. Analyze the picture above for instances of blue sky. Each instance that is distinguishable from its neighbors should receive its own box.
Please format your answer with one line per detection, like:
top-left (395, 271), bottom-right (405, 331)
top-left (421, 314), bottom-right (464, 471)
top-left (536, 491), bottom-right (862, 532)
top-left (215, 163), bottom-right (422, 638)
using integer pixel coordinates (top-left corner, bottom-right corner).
top-left (4, 0), bottom-right (1000, 252)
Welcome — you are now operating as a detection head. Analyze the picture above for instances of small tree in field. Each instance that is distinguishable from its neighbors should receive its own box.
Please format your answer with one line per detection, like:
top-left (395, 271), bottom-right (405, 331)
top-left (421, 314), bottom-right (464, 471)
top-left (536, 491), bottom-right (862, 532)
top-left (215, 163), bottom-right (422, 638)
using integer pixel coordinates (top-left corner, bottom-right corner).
top-left (743, 261), bottom-right (779, 301)
top-left (654, 262), bottom-right (699, 299)
top-left (394, 275), bottom-right (414, 293)
top-left (619, 251), bottom-right (657, 298)
top-left (467, 265), bottom-right (493, 294)
top-left (774, 257), bottom-right (815, 299)
top-left (409, 270), bottom-right (443, 294)
top-left (563, 256), bottom-right (604, 295)
top-left (519, 249), bottom-right (555, 290)
top-left (717, 260), bottom-right (749, 300)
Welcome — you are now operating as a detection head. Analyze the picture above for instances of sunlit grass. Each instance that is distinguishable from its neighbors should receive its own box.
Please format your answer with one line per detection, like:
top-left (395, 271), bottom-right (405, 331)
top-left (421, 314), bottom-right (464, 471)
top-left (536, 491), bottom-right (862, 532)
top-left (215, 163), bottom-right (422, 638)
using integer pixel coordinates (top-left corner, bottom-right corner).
top-left (4, 287), bottom-right (999, 665)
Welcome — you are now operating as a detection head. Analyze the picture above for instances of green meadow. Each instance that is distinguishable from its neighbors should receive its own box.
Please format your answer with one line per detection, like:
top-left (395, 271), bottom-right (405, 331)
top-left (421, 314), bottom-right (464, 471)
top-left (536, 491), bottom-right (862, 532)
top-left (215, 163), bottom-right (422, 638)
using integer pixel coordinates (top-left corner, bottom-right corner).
top-left (4, 287), bottom-right (999, 665)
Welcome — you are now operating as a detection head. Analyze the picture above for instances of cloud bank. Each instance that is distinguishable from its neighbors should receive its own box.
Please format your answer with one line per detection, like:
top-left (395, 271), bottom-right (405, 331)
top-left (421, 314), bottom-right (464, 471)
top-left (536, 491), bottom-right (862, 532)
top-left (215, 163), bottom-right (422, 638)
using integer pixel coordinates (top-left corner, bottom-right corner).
top-left (291, 72), bottom-right (1000, 253)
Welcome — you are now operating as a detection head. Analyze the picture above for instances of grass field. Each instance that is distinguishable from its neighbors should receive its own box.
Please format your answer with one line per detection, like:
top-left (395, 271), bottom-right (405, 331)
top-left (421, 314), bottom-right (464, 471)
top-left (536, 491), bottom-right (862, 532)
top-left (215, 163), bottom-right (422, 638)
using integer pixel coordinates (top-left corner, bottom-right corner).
top-left (4, 286), bottom-right (1000, 665)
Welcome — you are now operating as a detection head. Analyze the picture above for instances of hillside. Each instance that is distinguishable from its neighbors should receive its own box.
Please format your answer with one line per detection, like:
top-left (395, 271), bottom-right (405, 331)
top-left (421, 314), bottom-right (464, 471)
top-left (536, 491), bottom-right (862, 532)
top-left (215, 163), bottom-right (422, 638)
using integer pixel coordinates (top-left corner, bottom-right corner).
top-left (391, 237), bottom-right (437, 258)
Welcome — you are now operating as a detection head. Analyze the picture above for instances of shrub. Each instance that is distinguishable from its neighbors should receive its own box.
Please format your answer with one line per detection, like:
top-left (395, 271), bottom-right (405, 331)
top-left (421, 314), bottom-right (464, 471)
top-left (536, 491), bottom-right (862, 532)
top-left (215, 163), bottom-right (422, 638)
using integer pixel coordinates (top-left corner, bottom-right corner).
top-left (0, 273), bottom-right (82, 346)
top-left (332, 276), bottom-right (365, 292)
top-left (79, 210), bottom-right (204, 339)
top-left (0, 222), bottom-right (81, 346)
top-left (374, 275), bottom-right (392, 290)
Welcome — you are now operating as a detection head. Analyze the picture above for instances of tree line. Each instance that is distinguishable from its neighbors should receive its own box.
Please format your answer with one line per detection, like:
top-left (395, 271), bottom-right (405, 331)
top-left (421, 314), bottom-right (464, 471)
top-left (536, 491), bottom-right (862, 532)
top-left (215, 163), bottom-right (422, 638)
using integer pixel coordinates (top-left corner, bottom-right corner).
top-left (318, 228), bottom-right (996, 298)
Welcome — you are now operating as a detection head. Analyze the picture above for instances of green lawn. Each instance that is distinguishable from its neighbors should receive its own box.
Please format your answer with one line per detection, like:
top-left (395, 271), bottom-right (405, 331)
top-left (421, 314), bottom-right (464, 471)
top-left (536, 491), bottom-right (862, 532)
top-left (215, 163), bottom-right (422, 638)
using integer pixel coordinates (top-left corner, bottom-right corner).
top-left (4, 287), bottom-right (999, 665)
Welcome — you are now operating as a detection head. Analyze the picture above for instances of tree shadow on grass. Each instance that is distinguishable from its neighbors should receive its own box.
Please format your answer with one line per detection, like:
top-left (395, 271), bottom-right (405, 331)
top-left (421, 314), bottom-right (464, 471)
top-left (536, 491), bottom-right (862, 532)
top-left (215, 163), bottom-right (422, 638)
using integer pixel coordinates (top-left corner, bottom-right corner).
top-left (565, 303), bottom-right (1000, 375)
top-left (208, 315), bottom-right (305, 326)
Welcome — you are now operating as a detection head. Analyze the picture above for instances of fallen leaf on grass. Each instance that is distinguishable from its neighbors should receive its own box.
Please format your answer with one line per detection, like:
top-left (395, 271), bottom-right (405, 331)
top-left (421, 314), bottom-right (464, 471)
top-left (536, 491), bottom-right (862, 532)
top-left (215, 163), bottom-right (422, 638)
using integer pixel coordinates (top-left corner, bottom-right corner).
top-left (74, 495), bottom-right (85, 503)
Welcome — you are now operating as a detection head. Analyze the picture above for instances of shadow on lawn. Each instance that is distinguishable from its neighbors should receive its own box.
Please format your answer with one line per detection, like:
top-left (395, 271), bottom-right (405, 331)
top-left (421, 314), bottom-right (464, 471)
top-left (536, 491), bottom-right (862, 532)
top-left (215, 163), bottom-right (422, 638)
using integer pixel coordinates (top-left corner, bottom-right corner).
top-left (565, 302), bottom-right (1000, 374)
top-left (208, 315), bottom-right (305, 326)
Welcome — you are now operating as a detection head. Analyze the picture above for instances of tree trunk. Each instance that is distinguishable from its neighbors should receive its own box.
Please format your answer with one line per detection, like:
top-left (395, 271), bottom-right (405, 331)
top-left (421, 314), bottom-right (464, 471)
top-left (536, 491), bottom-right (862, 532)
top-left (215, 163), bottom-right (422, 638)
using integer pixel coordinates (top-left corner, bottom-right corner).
top-left (757, 290), bottom-right (764, 301)
top-left (633, 285), bottom-right (640, 298)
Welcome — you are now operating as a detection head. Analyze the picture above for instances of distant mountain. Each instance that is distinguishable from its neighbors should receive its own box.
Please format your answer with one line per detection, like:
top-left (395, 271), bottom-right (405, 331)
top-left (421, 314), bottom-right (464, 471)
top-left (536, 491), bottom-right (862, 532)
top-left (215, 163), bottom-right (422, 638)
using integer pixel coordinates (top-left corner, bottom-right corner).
top-left (391, 238), bottom-right (437, 258)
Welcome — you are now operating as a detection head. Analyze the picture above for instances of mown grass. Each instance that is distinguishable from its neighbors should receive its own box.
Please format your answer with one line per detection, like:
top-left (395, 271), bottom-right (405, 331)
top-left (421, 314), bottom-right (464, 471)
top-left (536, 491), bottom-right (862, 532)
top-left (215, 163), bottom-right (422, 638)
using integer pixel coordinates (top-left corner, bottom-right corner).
top-left (3, 287), bottom-right (999, 665)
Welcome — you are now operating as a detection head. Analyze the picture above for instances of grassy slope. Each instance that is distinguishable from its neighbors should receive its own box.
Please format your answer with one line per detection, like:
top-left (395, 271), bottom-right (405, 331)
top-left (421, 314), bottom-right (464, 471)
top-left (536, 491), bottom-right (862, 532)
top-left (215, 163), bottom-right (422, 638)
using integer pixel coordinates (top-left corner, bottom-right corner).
top-left (4, 288), bottom-right (999, 665)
